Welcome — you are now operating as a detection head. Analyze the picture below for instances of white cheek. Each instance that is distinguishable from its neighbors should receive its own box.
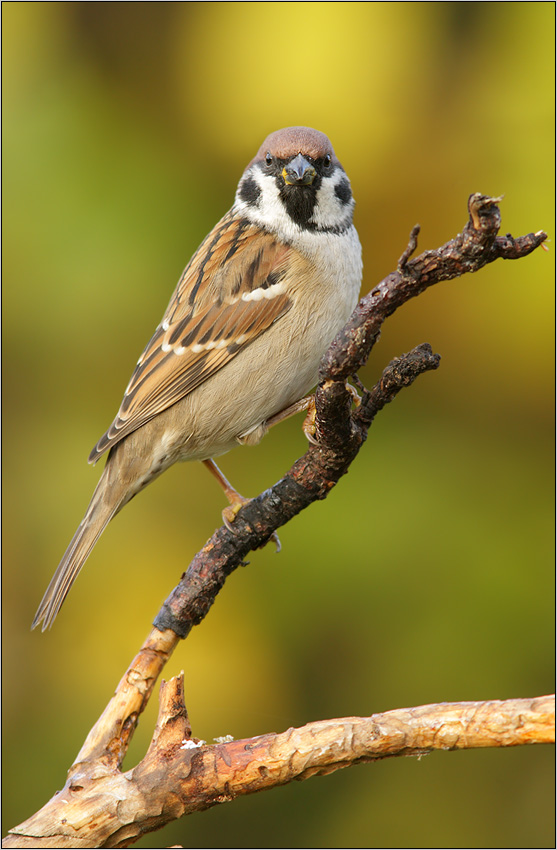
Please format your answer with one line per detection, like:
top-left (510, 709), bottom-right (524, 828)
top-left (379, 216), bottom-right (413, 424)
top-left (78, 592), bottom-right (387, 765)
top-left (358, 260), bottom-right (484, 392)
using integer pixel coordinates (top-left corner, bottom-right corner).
top-left (235, 169), bottom-right (303, 243)
top-left (253, 171), bottom-right (299, 234)
top-left (310, 171), bottom-right (354, 230)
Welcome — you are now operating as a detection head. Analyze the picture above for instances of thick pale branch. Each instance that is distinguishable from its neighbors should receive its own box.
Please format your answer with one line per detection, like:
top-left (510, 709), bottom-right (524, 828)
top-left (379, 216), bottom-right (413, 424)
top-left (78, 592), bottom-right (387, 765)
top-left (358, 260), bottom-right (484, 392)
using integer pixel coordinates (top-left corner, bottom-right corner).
top-left (72, 627), bottom-right (179, 769)
top-left (5, 682), bottom-right (554, 848)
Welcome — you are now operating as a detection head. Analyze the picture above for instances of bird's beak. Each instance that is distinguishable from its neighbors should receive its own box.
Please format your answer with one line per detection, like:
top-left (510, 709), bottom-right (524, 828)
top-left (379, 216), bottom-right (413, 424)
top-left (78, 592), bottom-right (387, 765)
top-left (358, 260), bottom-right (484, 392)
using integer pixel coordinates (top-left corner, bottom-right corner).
top-left (282, 154), bottom-right (316, 186)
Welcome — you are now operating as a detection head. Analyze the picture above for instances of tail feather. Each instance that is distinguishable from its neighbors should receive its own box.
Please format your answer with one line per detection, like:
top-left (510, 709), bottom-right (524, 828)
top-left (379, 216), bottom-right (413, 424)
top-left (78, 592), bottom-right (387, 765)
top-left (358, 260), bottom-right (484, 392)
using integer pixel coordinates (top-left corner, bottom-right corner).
top-left (32, 476), bottom-right (121, 631)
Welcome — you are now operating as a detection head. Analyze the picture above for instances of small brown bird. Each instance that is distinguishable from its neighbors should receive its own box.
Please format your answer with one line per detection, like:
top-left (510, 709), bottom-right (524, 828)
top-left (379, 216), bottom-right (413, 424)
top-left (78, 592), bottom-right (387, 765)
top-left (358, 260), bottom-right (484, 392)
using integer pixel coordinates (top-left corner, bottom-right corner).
top-left (32, 126), bottom-right (363, 630)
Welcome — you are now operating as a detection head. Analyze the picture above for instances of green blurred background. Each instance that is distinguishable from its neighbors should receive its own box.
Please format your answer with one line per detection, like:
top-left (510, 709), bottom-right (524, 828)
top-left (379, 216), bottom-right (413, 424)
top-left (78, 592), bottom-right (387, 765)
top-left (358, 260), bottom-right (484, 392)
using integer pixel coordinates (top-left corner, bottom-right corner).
top-left (3, 3), bottom-right (554, 847)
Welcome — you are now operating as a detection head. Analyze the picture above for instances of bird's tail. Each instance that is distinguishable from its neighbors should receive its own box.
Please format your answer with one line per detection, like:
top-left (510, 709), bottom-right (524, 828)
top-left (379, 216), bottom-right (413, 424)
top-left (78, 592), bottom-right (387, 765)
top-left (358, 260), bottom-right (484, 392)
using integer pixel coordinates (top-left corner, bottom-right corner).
top-left (32, 470), bottom-right (122, 631)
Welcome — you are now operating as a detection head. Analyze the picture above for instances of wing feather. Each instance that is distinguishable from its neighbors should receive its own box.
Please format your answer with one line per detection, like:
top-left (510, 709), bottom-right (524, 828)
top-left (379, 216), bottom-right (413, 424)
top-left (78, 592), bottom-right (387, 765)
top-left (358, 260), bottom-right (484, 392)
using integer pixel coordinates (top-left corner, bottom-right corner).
top-left (89, 213), bottom-right (293, 463)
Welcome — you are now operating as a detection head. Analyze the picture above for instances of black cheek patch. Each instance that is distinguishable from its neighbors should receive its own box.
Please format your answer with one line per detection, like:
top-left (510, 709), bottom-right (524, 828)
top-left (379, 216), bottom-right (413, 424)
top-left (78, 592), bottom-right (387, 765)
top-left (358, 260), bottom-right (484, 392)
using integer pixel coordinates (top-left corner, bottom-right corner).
top-left (334, 178), bottom-right (352, 206)
top-left (238, 175), bottom-right (261, 205)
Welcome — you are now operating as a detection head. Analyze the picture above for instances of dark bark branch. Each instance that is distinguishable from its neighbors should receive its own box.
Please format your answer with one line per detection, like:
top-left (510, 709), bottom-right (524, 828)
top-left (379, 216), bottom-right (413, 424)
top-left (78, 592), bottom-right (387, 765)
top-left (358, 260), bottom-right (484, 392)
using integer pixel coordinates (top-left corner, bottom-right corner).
top-left (152, 193), bottom-right (546, 640)
top-left (153, 341), bottom-right (441, 639)
top-left (3, 194), bottom-right (549, 849)
top-left (320, 194), bottom-right (545, 383)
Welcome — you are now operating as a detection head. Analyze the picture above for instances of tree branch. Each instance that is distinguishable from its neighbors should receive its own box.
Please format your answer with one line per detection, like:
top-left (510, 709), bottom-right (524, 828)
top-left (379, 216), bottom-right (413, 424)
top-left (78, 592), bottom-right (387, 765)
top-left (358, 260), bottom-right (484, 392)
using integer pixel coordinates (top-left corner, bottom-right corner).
top-left (4, 194), bottom-right (549, 848)
top-left (5, 681), bottom-right (554, 848)
top-left (152, 194), bottom-right (546, 641)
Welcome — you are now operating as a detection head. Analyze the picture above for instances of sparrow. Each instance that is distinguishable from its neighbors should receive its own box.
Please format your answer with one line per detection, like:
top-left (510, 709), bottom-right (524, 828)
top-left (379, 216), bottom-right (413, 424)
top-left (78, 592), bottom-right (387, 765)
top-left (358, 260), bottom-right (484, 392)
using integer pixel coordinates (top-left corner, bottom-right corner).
top-left (32, 126), bottom-right (363, 631)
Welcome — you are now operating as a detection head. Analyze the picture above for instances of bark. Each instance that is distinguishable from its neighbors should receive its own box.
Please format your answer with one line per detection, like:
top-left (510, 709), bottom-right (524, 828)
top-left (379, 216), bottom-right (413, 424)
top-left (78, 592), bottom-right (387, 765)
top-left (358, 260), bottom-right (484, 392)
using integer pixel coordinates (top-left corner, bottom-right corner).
top-left (3, 194), bottom-right (551, 848)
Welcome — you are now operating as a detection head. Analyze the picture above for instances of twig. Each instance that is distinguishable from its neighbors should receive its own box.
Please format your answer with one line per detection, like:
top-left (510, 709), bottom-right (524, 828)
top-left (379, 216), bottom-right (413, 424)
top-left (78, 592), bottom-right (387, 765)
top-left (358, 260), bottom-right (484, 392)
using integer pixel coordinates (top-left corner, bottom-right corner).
top-left (397, 223), bottom-right (421, 270)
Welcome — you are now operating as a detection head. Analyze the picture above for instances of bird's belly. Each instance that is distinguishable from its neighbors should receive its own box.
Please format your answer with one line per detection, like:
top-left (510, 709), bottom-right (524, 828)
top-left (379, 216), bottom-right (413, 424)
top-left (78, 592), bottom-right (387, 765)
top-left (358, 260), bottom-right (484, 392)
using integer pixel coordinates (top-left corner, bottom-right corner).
top-left (134, 301), bottom-right (354, 470)
top-left (126, 233), bottom-right (362, 475)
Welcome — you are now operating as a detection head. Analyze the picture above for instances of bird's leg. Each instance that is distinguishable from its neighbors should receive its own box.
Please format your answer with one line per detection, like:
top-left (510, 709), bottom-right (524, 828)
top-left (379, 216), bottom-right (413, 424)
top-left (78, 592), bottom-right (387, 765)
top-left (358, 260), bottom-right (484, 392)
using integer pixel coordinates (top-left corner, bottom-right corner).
top-left (203, 458), bottom-right (245, 512)
top-left (266, 395), bottom-right (318, 443)
top-left (202, 458), bottom-right (280, 551)
top-left (267, 384), bottom-right (361, 444)
top-left (202, 383), bottom-right (361, 547)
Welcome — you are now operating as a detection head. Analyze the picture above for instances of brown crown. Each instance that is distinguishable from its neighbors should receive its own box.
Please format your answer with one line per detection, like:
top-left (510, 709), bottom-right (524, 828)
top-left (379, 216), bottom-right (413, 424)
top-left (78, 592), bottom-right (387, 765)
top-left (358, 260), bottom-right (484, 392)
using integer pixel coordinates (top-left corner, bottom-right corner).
top-left (251, 126), bottom-right (336, 165)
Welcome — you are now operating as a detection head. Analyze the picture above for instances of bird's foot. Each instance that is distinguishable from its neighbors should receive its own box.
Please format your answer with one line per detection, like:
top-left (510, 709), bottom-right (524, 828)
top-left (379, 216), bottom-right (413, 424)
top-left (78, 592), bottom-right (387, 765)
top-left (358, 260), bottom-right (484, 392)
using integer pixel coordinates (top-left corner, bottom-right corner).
top-left (202, 460), bottom-right (281, 551)
top-left (301, 384), bottom-right (360, 445)
top-left (223, 497), bottom-right (281, 552)
top-left (222, 494), bottom-right (250, 530)
top-left (301, 398), bottom-right (318, 445)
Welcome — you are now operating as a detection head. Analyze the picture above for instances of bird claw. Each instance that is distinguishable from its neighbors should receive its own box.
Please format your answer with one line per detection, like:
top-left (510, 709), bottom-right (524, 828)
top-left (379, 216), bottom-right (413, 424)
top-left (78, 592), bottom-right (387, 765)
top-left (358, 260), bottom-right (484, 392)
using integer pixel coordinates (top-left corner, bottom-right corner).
top-left (302, 399), bottom-right (319, 444)
top-left (302, 385), bottom-right (360, 446)
top-left (346, 383), bottom-right (362, 406)
top-left (222, 498), bottom-right (248, 532)
top-left (268, 531), bottom-right (282, 553)
top-left (222, 499), bottom-right (281, 552)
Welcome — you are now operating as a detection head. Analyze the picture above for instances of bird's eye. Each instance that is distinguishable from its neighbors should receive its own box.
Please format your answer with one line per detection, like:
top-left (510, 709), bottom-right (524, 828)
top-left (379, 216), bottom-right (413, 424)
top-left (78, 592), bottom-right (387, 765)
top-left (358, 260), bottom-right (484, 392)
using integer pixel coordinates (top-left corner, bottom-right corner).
top-left (323, 154), bottom-right (332, 170)
top-left (265, 152), bottom-right (273, 166)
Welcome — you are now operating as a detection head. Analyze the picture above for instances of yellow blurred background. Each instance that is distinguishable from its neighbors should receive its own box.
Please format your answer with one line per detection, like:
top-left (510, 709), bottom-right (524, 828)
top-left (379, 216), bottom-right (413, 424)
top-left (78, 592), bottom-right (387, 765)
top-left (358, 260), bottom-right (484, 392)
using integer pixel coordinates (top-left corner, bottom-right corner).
top-left (3, 3), bottom-right (554, 847)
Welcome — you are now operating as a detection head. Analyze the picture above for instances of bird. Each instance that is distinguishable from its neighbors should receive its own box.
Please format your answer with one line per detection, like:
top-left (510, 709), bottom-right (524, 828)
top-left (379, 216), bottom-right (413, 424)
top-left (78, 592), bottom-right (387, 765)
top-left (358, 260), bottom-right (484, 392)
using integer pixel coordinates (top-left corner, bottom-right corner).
top-left (32, 126), bottom-right (363, 631)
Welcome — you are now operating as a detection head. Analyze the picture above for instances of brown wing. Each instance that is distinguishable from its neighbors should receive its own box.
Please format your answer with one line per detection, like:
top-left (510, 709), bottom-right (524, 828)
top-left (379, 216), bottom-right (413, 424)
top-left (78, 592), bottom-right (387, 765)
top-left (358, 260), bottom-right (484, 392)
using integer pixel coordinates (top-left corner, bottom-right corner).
top-left (89, 212), bottom-right (293, 463)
